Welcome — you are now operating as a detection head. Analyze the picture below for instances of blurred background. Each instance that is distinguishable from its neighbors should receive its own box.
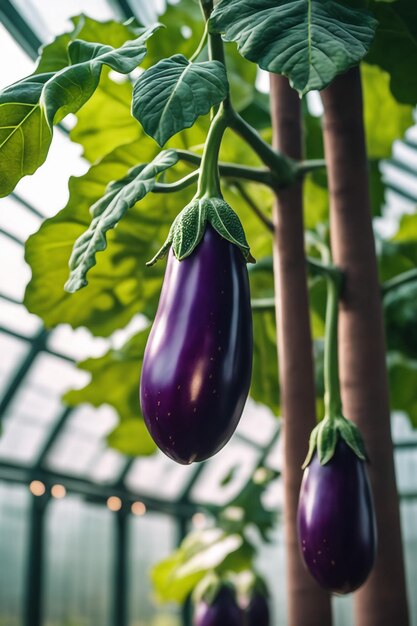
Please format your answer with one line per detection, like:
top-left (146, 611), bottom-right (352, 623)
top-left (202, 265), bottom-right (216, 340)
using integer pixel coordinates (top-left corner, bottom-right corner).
top-left (1, 1), bottom-right (417, 625)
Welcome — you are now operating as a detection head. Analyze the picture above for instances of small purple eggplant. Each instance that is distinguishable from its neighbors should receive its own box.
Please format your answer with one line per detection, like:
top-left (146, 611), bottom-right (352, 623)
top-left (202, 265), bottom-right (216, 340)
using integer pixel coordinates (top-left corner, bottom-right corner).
top-left (194, 585), bottom-right (242, 626)
top-left (140, 224), bottom-right (253, 464)
top-left (246, 591), bottom-right (270, 626)
top-left (297, 439), bottom-right (376, 594)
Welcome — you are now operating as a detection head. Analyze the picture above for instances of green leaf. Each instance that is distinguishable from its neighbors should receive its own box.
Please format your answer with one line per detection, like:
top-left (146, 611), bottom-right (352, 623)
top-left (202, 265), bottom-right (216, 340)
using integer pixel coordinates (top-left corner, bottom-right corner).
top-left (210, 0), bottom-right (377, 95)
top-left (24, 139), bottom-right (193, 336)
top-left (388, 352), bottom-right (417, 428)
top-left (35, 14), bottom-right (146, 74)
top-left (42, 26), bottom-right (161, 127)
top-left (151, 529), bottom-right (247, 603)
top-left (132, 54), bottom-right (228, 146)
top-left (0, 74), bottom-right (53, 197)
top-left (251, 310), bottom-right (279, 416)
top-left (107, 419), bottom-right (156, 456)
top-left (69, 71), bottom-right (143, 162)
top-left (0, 25), bottom-right (160, 197)
top-left (65, 150), bottom-right (179, 293)
top-left (362, 63), bottom-right (413, 158)
top-left (63, 327), bottom-right (156, 456)
top-left (367, 0), bottom-right (417, 104)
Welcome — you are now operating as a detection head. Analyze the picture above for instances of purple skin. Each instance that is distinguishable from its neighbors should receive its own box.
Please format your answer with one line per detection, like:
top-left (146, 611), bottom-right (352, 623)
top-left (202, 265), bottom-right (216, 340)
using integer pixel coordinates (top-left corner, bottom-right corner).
top-left (194, 586), bottom-right (242, 626)
top-left (297, 439), bottom-right (377, 594)
top-left (246, 592), bottom-right (270, 626)
top-left (140, 225), bottom-right (253, 464)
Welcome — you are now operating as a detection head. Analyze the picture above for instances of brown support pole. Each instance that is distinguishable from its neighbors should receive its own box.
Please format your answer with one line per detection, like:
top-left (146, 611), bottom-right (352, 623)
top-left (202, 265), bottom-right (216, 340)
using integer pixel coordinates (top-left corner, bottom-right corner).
top-left (321, 66), bottom-right (409, 626)
top-left (270, 73), bottom-right (333, 626)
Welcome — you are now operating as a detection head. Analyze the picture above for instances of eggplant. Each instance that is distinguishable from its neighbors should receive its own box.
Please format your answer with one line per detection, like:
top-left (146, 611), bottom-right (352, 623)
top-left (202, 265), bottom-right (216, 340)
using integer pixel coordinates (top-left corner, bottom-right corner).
top-left (194, 585), bottom-right (242, 626)
top-left (246, 591), bottom-right (270, 626)
top-left (297, 439), bottom-right (376, 594)
top-left (140, 224), bottom-right (253, 464)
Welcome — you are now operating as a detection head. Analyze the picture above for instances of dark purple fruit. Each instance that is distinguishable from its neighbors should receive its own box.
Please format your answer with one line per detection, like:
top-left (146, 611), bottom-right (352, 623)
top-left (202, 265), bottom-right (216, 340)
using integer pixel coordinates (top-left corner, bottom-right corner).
top-left (246, 591), bottom-right (270, 626)
top-left (297, 439), bottom-right (376, 594)
top-left (194, 585), bottom-right (242, 626)
top-left (140, 225), bottom-right (253, 464)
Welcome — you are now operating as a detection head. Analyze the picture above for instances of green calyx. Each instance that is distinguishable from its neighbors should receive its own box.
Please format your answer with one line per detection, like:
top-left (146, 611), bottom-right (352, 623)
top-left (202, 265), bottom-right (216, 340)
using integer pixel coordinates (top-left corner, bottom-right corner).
top-left (146, 196), bottom-right (254, 266)
top-left (302, 414), bottom-right (368, 469)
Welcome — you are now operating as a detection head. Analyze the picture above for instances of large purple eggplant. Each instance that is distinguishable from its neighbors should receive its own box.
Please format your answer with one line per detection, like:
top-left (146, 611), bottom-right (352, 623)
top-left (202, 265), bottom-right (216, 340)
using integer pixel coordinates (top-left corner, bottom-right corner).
top-left (140, 224), bottom-right (253, 464)
top-left (246, 591), bottom-right (270, 626)
top-left (194, 584), bottom-right (242, 626)
top-left (297, 439), bottom-right (376, 594)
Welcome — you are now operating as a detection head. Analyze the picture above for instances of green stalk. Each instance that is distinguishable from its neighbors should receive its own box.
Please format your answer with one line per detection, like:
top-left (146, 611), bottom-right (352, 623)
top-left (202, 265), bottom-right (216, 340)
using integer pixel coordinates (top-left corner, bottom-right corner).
top-left (196, 104), bottom-right (228, 198)
top-left (228, 110), bottom-right (296, 184)
top-left (189, 21), bottom-right (209, 62)
top-left (323, 249), bottom-right (343, 419)
top-left (381, 267), bottom-right (417, 296)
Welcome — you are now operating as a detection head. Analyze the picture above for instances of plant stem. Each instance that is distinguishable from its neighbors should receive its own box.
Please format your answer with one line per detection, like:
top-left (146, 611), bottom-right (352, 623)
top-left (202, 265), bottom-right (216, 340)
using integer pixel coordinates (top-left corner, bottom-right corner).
top-left (322, 247), bottom-right (343, 418)
top-left (381, 267), bottom-right (417, 296)
top-left (189, 21), bottom-right (208, 62)
top-left (175, 150), bottom-right (277, 187)
top-left (232, 181), bottom-right (274, 232)
top-left (251, 298), bottom-right (275, 310)
top-left (196, 104), bottom-right (228, 197)
top-left (153, 170), bottom-right (199, 193)
top-left (297, 159), bottom-right (327, 175)
top-left (228, 109), bottom-right (296, 184)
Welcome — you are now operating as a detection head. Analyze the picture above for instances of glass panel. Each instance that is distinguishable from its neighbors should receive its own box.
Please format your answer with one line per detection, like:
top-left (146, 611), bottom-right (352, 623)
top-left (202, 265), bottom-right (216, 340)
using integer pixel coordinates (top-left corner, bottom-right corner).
top-left (236, 399), bottom-right (278, 447)
top-left (0, 332), bottom-right (29, 397)
top-left (0, 413), bottom-right (50, 465)
top-left (0, 482), bottom-right (30, 626)
top-left (44, 495), bottom-right (113, 626)
top-left (14, 0), bottom-right (116, 41)
top-left (0, 235), bottom-right (30, 301)
top-left (190, 440), bottom-right (260, 507)
top-left (0, 24), bottom-right (33, 90)
top-left (25, 353), bottom-right (90, 396)
top-left (0, 195), bottom-right (42, 241)
top-left (14, 130), bottom-right (88, 218)
top-left (88, 448), bottom-right (126, 484)
top-left (45, 406), bottom-right (118, 476)
top-left (0, 299), bottom-right (42, 337)
top-left (128, 512), bottom-right (181, 626)
top-left (47, 325), bottom-right (110, 361)
top-left (125, 452), bottom-right (195, 500)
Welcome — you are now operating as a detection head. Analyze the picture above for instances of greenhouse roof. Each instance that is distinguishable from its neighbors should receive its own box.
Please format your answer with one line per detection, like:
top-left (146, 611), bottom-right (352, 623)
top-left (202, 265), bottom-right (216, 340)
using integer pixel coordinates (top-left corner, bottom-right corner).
top-left (1, 0), bottom-right (417, 516)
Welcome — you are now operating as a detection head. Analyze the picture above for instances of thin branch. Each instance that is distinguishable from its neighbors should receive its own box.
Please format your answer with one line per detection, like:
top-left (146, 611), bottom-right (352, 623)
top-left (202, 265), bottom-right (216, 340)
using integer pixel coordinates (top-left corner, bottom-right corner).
top-left (251, 297), bottom-right (275, 311)
top-left (297, 159), bottom-right (327, 176)
top-left (381, 268), bottom-right (417, 296)
top-left (153, 170), bottom-right (199, 194)
top-left (231, 180), bottom-right (274, 232)
top-left (175, 150), bottom-right (276, 188)
top-left (228, 109), bottom-right (296, 186)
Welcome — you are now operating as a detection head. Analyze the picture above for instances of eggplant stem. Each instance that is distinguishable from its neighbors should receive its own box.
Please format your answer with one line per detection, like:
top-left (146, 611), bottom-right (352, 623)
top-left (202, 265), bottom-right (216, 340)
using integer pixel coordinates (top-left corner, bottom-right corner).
top-left (322, 246), bottom-right (343, 419)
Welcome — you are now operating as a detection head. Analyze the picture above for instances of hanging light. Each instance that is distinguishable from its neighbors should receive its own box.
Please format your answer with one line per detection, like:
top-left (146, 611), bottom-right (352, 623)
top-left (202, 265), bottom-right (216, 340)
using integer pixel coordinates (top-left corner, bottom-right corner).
top-left (192, 512), bottom-right (207, 528)
top-left (107, 496), bottom-right (122, 511)
top-left (51, 484), bottom-right (66, 499)
top-left (29, 480), bottom-right (46, 496)
top-left (131, 501), bottom-right (146, 516)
